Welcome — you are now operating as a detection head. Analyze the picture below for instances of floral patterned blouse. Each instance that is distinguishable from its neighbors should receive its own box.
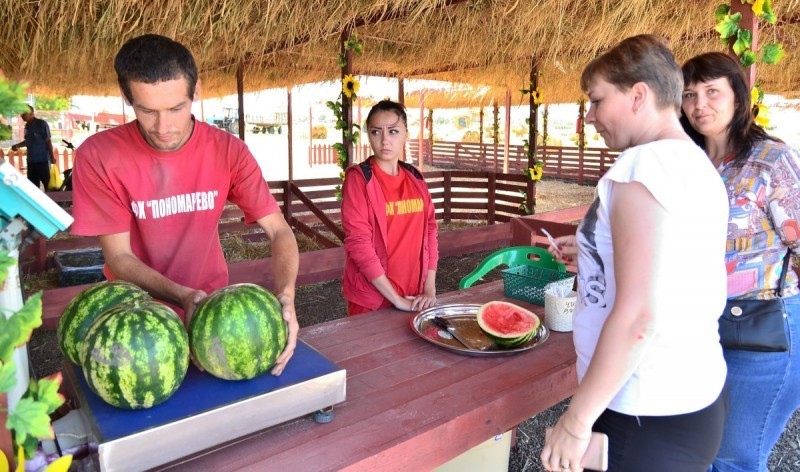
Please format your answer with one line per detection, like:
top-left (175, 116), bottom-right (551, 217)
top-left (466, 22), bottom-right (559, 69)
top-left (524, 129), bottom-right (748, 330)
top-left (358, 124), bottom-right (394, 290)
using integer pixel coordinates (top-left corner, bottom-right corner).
top-left (719, 139), bottom-right (800, 300)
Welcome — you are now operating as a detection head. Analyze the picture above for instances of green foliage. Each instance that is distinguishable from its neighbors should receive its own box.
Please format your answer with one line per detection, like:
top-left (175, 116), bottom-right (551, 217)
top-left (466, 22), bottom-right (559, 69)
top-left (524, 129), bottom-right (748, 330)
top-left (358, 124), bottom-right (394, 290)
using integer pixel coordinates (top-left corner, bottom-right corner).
top-left (0, 253), bottom-right (15, 286)
top-left (715, 12), bottom-right (741, 39)
top-left (761, 43), bottom-right (785, 65)
top-left (714, 3), bottom-right (730, 21)
top-left (33, 95), bottom-right (70, 111)
top-left (762, 0), bottom-right (776, 23)
top-left (0, 362), bottom-right (16, 393)
top-left (0, 292), bottom-right (42, 362)
top-left (0, 75), bottom-right (29, 140)
top-left (732, 28), bottom-right (752, 55)
top-left (8, 397), bottom-right (52, 445)
top-left (740, 50), bottom-right (757, 68)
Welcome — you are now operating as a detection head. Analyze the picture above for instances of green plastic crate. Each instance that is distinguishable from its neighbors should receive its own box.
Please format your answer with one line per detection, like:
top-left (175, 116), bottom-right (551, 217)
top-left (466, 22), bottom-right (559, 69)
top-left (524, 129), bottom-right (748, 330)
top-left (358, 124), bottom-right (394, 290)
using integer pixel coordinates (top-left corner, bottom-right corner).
top-left (502, 265), bottom-right (575, 306)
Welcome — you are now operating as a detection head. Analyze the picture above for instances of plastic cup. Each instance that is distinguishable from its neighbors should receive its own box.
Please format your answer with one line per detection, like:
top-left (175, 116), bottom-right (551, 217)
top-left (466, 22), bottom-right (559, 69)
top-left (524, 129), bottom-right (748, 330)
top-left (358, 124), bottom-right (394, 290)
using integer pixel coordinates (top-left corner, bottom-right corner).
top-left (544, 291), bottom-right (577, 332)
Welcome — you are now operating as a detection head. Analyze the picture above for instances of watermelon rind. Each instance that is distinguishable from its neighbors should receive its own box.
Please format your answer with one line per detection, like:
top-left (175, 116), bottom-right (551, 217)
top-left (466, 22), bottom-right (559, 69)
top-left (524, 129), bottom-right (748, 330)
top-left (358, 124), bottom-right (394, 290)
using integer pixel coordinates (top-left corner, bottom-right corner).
top-left (81, 300), bottom-right (189, 410)
top-left (477, 301), bottom-right (540, 348)
top-left (57, 280), bottom-right (152, 364)
top-left (189, 283), bottom-right (288, 380)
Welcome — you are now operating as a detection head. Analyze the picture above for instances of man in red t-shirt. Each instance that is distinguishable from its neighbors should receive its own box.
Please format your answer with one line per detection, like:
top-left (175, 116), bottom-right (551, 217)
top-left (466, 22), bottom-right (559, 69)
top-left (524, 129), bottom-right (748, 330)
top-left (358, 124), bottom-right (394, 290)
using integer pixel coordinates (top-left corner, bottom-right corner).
top-left (71, 34), bottom-right (299, 375)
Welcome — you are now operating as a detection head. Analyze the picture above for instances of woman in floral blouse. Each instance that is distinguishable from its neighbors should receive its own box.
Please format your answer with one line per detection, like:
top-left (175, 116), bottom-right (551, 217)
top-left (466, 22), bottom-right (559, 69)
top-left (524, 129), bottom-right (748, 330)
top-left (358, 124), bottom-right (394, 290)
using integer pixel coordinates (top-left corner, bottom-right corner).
top-left (682, 52), bottom-right (800, 472)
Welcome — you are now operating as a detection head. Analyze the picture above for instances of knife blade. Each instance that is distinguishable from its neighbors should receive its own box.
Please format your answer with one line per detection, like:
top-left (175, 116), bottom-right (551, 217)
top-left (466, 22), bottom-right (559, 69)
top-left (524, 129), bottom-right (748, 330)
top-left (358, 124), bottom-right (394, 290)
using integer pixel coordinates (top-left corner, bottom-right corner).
top-left (431, 316), bottom-right (483, 351)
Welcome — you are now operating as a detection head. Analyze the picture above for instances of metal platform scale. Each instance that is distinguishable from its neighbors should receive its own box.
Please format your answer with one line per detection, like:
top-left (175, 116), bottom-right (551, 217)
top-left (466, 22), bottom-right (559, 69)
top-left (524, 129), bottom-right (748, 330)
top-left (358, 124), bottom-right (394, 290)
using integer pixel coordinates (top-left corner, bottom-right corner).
top-left (63, 340), bottom-right (346, 471)
top-left (1, 161), bottom-right (346, 470)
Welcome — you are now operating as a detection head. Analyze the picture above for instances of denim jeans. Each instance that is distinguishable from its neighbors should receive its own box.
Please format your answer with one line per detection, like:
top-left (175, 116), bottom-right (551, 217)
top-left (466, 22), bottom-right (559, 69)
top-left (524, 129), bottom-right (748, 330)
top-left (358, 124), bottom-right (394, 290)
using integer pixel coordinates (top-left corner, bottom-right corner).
top-left (712, 293), bottom-right (800, 472)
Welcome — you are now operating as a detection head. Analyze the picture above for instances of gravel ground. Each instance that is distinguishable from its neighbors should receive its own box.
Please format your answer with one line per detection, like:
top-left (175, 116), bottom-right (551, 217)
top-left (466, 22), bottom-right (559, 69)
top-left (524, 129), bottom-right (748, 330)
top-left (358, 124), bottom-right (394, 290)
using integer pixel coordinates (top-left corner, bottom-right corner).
top-left (25, 179), bottom-right (800, 470)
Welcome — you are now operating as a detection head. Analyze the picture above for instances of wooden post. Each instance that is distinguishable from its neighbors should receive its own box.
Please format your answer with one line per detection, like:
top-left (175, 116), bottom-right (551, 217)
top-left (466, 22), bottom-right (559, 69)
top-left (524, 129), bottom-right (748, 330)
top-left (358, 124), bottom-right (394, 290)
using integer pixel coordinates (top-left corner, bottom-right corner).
top-left (488, 172), bottom-right (497, 224)
top-left (287, 88), bottom-right (294, 182)
top-left (729, 0), bottom-right (758, 88)
top-left (357, 96), bottom-right (362, 162)
top-left (503, 88), bottom-right (511, 173)
top-left (236, 60), bottom-right (246, 142)
top-left (479, 107), bottom-right (485, 160)
top-left (341, 29), bottom-right (354, 167)
top-left (492, 101), bottom-right (499, 173)
top-left (578, 99), bottom-right (586, 185)
top-left (200, 99), bottom-right (205, 123)
top-left (528, 56), bottom-right (539, 169)
top-left (398, 78), bottom-right (405, 105)
top-left (427, 109), bottom-right (433, 167)
top-left (417, 92), bottom-right (425, 167)
top-left (308, 106), bottom-right (313, 150)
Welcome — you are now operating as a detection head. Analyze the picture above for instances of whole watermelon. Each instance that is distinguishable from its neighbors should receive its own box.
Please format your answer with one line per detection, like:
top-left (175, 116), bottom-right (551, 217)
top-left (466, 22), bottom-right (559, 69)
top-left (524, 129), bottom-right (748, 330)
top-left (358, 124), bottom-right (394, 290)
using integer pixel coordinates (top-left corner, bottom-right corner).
top-left (57, 280), bottom-right (151, 364)
top-left (189, 283), bottom-right (287, 380)
top-left (81, 300), bottom-right (189, 409)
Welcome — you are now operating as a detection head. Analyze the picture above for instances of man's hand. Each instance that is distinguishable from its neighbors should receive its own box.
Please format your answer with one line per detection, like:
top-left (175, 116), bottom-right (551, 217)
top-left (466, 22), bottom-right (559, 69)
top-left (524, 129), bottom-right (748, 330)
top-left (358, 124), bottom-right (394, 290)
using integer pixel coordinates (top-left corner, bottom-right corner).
top-left (271, 295), bottom-right (298, 376)
top-left (10, 144), bottom-right (17, 151)
top-left (180, 289), bottom-right (207, 329)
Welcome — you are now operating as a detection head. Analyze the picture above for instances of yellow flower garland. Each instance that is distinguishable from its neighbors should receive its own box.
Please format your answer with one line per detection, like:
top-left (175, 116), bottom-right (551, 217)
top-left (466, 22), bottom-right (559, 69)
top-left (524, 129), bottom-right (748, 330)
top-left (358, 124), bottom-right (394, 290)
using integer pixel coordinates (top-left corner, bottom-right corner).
top-left (342, 74), bottom-right (360, 99)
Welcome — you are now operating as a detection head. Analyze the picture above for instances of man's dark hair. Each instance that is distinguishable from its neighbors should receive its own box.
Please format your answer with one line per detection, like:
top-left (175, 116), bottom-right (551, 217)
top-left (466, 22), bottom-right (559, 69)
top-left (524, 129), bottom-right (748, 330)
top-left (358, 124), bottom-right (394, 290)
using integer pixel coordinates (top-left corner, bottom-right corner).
top-left (114, 34), bottom-right (198, 103)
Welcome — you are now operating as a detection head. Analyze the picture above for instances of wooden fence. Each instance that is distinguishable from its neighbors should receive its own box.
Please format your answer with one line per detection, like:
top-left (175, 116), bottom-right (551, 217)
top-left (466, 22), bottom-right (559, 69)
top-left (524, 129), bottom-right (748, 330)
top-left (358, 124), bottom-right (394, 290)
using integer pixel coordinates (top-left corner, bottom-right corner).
top-left (407, 140), bottom-right (620, 184)
top-left (308, 143), bottom-right (371, 166)
top-left (3, 148), bottom-right (75, 174)
top-left (23, 170), bottom-right (533, 273)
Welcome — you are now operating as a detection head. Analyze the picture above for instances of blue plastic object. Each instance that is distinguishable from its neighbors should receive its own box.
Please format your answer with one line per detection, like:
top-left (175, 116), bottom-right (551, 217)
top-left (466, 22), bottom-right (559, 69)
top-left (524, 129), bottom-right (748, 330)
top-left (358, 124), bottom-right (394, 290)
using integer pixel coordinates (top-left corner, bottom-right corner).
top-left (0, 162), bottom-right (73, 237)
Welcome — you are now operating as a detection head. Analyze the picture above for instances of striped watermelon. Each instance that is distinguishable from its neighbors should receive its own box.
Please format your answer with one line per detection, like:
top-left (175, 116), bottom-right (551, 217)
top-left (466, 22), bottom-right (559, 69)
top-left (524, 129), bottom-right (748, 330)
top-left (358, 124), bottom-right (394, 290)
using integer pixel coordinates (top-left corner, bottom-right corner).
top-left (189, 283), bottom-right (287, 380)
top-left (477, 301), bottom-right (540, 348)
top-left (81, 300), bottom-right (189, 409)
top-left (57, 280), bottom-right (151, 364)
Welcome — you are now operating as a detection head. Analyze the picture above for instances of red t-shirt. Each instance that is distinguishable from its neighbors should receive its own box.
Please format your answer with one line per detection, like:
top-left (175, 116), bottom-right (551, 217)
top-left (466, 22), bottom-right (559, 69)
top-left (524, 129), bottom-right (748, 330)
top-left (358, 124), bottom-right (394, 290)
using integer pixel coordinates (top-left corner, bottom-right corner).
top-left (71, 119), bottom-right (279, 295)
top-left (372, 161), bottom-right (424, 298)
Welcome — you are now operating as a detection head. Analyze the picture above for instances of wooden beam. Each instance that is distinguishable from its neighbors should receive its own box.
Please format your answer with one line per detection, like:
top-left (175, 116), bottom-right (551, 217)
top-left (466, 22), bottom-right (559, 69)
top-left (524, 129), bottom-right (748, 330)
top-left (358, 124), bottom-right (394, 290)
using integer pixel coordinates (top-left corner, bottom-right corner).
top-left (577, 99), bottom-right (586, 186)
top-left (237, 61), bottom-right (246, 142)
top-left (287, 88), bottom-right (294, 181)
top-left (417, 92), bottom-right (425, 166)
top-left (341, 29), bottom-right (354, 167)
top-left (503, 88), bottom-right (511, 173)
top-left (528, 55), bottom-right (539, 168)
top-left (729, 0), bottom-right (759, 88)
top-left (398, 77), bottom-right (405, 105)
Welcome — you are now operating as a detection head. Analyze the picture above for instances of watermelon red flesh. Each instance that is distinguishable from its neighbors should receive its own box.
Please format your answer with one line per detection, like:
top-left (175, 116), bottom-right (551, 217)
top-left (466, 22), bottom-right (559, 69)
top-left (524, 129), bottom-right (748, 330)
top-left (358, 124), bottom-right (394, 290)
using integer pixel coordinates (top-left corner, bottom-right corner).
top-left (57, 280), bottom-right (152, 365)
top-left (477, 301), bottom-right (540, 347)
top-left (81, 300), bottom-right (189, 410)
top-left (189, 283), bottom-right (288, 381)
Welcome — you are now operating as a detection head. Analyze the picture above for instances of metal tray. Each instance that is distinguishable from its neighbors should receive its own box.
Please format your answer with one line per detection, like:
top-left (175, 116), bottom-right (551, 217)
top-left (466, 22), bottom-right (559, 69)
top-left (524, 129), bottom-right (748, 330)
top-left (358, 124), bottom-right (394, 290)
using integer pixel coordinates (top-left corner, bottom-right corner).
top-left (410, 304), bottom-right (549, 357)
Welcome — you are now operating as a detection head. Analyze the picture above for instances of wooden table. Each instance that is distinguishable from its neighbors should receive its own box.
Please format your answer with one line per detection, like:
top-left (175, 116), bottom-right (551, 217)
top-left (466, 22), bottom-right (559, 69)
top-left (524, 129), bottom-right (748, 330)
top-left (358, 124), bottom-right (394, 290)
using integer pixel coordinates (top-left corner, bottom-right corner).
top-left (161, 280), bottom-right (578, 471)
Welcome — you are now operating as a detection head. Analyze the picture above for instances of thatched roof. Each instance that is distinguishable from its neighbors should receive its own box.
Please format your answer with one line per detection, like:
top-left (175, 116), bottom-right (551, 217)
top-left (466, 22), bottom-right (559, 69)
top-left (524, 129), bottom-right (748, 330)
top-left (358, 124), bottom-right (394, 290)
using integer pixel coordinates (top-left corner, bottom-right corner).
top-left (3, 0), bottom-right (800, 103)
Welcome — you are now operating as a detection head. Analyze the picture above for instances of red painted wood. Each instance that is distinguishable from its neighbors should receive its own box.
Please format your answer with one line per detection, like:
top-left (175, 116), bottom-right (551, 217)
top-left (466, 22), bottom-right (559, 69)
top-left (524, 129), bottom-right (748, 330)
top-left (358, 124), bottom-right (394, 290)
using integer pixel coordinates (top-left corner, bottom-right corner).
top-left (0, 393), bottom-right (13, 470)
top-left (156, 281), bottom-right (577, 471)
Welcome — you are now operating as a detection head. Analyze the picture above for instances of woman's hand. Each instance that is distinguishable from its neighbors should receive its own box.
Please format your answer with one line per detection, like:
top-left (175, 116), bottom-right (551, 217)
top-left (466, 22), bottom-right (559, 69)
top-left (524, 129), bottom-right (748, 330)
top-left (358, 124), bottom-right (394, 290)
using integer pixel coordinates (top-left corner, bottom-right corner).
top-left (540, 414), bottom-right (593, 472)
top-left (549, 235), bottom-right (578, 264)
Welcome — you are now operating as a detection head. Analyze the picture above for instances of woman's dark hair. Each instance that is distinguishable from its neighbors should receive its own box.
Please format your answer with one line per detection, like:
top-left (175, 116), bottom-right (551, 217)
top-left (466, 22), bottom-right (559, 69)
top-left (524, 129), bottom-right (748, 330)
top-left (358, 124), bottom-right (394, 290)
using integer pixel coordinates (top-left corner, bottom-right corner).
top-left (580, 34), bottom-right (683, 112)
top-left (114, 34), bottom-right (198, 103)
top-left (681, 52), bottom-right (776, 165)
top-left (366, 100), bottom-right (408, 128)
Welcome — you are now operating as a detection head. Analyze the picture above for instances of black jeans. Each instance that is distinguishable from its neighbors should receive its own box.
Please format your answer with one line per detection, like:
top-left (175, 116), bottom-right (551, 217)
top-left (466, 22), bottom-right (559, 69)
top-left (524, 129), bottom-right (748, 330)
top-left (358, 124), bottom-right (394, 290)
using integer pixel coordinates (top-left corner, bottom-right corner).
top-left (27, 161), bottom-right (50, 190)
top-left (592, 387), bottom-right (727, 472)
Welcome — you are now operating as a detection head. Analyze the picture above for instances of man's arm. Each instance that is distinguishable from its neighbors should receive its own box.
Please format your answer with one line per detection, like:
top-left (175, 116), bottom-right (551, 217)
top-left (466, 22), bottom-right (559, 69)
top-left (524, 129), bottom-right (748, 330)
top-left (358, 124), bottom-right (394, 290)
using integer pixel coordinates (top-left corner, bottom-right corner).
top-left (10, 139), bottom-right (26, 151)
top-left (45, 137), bottom-right (56, 163)
top-left (98, 232), bottom-right (206, 324)
top-left (256, 212), bottom-right (299, 375)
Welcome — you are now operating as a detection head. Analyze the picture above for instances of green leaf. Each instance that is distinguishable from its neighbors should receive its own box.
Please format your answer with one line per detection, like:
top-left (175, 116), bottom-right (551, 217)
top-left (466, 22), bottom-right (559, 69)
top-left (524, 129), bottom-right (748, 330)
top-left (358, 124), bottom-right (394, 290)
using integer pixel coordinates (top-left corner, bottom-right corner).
top-left (0, 292), bottom-right (42, 362)
top-left (337, 54), bottom-right (347, 68)
top-left (761, 43), bottom-right (785, 64)
top-left (8, 397), bottom-right (53, 444)
top-left (733, 29), bottom-right (752, 55)
top-left (335, 119), bottom-right (347, 130)
top-left (20, 434), bottom-right (39, 460)
top-left (34, 373), bottom-right (65, 414)
top-left (0, 361), bottom-right (16, 393)
top-left (715, 12), bottom-right (741, 39)
top-left (740, 50), bottom-right (757, 67)
top-left (0, 251), bottom-right (15, 286)
top-left (762, 0), bottom-right (776, 23)
top-left (325, 101), bottom-right (336, 110)
top-left (714, 4), bottom-right (730, 21)
top-left (332, 142), bottom-right (345, 151)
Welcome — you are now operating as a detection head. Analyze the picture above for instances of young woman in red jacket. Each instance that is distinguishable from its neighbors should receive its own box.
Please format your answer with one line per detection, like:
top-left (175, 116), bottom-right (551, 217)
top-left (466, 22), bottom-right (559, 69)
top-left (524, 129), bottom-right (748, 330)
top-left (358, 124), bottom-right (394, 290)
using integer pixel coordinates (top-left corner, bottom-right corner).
top-left (341, 100), bottom-right (439, 315)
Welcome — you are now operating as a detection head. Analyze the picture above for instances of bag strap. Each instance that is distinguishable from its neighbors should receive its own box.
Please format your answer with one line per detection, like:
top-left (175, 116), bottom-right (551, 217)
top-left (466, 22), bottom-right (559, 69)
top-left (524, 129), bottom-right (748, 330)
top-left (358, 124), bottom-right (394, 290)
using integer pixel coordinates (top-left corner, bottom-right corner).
top-left (777, 250), bottom-right (792, 298)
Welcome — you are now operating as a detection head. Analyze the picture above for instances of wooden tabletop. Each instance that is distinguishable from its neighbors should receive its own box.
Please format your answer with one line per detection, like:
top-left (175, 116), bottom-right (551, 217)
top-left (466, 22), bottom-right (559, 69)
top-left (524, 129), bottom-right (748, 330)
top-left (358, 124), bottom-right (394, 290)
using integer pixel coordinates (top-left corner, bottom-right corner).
top-left (162, 280), bottom-right (578, 471)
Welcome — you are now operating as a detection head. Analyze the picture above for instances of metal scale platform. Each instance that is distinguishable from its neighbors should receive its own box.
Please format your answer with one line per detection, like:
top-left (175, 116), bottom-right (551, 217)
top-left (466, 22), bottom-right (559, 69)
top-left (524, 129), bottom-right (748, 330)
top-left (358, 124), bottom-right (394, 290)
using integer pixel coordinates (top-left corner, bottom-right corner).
top-left (63, 340), bottom-right (346, 471)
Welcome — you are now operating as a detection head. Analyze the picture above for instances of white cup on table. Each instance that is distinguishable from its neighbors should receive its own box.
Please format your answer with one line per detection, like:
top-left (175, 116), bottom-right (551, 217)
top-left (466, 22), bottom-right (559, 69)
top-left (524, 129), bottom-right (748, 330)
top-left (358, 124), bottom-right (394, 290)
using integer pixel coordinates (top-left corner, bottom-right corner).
top-left (544, 290), bottom-right (577, 332)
